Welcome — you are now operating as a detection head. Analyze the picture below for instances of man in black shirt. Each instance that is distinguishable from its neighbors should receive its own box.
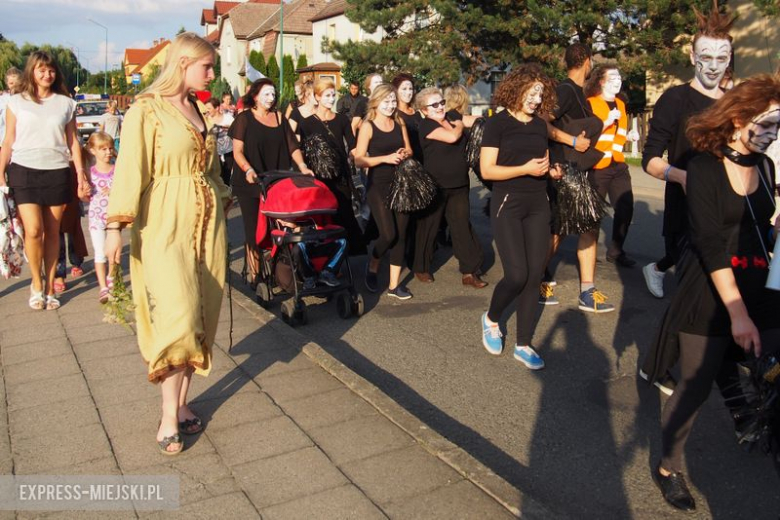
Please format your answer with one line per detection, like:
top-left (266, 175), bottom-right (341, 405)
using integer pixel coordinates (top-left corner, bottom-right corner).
top-left (336, 81), bottom-right (361, 116)
top-left (543, 43), bottom-right (615, 312)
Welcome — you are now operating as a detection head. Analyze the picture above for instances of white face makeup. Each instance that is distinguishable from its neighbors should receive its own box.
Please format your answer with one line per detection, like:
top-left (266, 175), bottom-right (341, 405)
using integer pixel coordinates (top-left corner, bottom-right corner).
top-left (742, 104), bottom-right (780, 153)
top-left (369, 75), bottom-right (383, 93)
top-left (255, 85), bottom-right (276, 110)
top-left (521, 82), bottom-right (543, 116)
top-left (424, 95), bottom-right (446, 121)
top-left (319, 88), bottom-right (336, 109)
top-left (378, 92), bottom-right (397, 117)
top-left (602, 70), bottom-right (622, 100)
top-left (691, 36), bottom-right (732, 91)
top-left (398, 80), bottom-right (414, 104)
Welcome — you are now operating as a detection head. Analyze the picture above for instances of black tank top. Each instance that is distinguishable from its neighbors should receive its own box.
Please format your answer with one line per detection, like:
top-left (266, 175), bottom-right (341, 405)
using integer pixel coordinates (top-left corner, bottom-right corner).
top-left (367, 120), bottom-right (403, 183)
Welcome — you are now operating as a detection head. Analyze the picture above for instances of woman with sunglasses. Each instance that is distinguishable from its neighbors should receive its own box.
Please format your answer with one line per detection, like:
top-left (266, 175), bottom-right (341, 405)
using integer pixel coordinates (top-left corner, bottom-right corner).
top-left (412, 87), bottom-right (486, 288)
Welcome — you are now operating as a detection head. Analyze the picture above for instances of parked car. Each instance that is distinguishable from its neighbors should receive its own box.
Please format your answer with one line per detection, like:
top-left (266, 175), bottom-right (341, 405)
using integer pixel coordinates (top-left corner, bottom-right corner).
top-left (75, 100), bottom-right (109, 138)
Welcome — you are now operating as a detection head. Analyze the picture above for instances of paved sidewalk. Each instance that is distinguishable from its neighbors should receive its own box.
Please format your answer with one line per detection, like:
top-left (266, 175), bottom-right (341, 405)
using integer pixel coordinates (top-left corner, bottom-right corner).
top-left (0, 266), bottom-right (548, 519)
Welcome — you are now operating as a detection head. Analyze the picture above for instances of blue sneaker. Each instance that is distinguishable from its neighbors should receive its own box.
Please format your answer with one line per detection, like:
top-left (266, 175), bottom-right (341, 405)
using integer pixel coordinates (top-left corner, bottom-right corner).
top-left (578, 287), bottom-right (615, 313)
top-left (513, 345), bottom-right (545, 370)
top-left (481, 312), bottom-right (503, 355)
top-left (538, 282), bottom-right (559, 305)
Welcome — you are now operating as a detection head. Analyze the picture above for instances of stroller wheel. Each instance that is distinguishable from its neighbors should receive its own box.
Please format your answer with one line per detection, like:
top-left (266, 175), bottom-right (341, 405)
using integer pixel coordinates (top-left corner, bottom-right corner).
top-left (294, 301), bottom-right (308, 326)
top-left (281, 299), bottom-right (295, 324)
top-left (256, 282), bottom-right (272, 308)
top-left (336, 292), bottom-right (352, 319)
top-left (351, 293), bottom-right (365, 317)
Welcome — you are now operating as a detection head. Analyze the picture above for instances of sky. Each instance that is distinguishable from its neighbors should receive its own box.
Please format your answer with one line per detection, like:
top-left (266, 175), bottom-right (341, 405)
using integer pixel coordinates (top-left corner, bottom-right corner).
top-left (1, 0), bottom-right (212, 72)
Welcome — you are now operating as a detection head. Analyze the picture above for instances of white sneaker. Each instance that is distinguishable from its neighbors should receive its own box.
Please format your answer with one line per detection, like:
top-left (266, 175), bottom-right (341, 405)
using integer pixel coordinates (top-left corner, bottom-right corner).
top-left (643, 262), bottom-right (665, 298)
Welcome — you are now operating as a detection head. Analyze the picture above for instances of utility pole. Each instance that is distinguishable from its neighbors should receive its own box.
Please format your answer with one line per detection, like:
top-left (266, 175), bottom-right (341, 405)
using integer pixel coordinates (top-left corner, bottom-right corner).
top-left (279, 0), bottom-right (284, 95)
top-left (87, 18), bottom-right (109, 94)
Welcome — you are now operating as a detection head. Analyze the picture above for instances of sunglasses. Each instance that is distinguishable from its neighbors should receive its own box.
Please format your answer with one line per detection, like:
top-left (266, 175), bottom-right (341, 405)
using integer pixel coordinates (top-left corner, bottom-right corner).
top-left (426, 100), bottom-right (446, 109)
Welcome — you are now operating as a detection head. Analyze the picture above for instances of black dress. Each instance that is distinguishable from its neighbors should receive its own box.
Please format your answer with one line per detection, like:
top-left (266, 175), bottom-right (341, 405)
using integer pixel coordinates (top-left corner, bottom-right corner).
top-left (648, 153), bottom-right (780, 381)
top-left (228, 110), bottom-right (299, 247)
top-left (298, 113), bottom-right (366, 254)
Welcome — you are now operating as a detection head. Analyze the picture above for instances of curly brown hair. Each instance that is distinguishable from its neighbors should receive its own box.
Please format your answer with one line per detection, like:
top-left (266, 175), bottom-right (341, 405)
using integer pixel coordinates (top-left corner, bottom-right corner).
top-left (492, 63), bottom-right (556, 116)
top-left (686, 74), bottom-right (780, 156)
top-left (583, 64), bottom-right (620, 99)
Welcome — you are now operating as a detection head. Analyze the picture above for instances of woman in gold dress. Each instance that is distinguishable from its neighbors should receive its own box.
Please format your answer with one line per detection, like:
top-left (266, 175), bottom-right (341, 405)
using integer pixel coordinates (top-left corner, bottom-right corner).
top-left (104, 33), bottom-right (231, 455)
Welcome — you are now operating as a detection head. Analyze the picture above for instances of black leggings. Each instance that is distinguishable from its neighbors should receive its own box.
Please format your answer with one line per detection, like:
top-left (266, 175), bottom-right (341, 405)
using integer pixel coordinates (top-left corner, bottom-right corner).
top-left (661, 329), bottom-right (780, 471)
top-left (589, 162), bottom-right (634, 257)
top-left (413, 186), bottom-right (483, 275)
top-left (656, 232), bottom-right (687, 273)
top-left (487, 190), bottom-right (551, 346)
top-left (367, 181), bottom-right (409, 266)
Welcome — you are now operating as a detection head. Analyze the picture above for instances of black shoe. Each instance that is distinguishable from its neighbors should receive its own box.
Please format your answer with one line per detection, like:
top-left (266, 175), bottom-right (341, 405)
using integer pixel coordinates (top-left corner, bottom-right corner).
top-left (652, 464), bottom-right (696, 512)
top-left (606, 252), bottom-right (636, 268)
top-left (319, 270), bottom-right (340, 288)
top-left (365, 263), bottom-right (378, 293)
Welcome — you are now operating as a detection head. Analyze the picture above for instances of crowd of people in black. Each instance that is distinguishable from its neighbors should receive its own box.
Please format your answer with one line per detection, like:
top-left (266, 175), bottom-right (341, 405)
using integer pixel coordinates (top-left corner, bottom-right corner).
top-left (1, 2), bottom-right (778, 510)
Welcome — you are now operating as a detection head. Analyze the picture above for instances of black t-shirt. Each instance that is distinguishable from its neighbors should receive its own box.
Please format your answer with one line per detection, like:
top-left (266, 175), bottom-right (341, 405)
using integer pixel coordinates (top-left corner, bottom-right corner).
top-left (350, 96), bottom-right (369, 120)
top-left (552, 78), bottom-right (591, 122)
top-left (399, 110), bottom-right (424, 163)
top-left (420, 117), bottom-right (469, 189)
top-left (298, 113), bottom-right (356, 181)
top-left (336, 94), bottom-right (359, 116)
top-left (228, 110), bottom-right (299, 189)
top-left (642, 84), bottom-right (715, 236)
top-left (480, 110), bottom-right (548, 193)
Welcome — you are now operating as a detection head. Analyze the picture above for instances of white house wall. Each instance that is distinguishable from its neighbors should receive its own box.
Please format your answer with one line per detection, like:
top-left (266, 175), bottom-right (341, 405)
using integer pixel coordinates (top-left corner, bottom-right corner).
top-left (311, 14), bottom-right (384, 65)
top-left (219, 20), bottom-right (247, 99)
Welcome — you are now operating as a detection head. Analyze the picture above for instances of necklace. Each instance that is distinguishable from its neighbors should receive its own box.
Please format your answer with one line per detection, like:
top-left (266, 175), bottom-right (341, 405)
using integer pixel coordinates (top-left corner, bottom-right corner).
top-left (721, 145), bottom-right (761, 167)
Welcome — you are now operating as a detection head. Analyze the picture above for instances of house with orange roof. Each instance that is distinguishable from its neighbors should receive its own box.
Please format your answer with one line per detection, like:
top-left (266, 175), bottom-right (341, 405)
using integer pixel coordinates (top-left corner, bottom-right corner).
top-left (309, 0), bottom-right (385, 65)
top-left (122, 38), bottom-right (170, 86)
top-left (245, 0), bottom-right (328, 67)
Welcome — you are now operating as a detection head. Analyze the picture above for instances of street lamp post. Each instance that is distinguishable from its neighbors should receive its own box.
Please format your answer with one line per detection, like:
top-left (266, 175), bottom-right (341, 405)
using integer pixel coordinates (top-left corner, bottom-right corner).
top-left (87, 18), bottom-right (109, 94)
top-left (279, 0), bottom-right (284, 95)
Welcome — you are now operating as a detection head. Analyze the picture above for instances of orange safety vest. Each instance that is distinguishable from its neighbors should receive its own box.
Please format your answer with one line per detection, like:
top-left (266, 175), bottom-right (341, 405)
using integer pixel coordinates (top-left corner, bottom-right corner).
top-left (587, 96), bottom-right (628, 169)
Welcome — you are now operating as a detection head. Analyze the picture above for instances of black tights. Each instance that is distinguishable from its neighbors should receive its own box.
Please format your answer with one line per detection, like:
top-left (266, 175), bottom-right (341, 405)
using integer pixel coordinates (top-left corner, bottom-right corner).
top-left (487, 190), bottom-right (550, 346)
top-left (661, 329), bottom-right (780, 471)
top-left (367, 182), bottom-right (409, 266)
top-left (589, 162), bottom-right (634, 257)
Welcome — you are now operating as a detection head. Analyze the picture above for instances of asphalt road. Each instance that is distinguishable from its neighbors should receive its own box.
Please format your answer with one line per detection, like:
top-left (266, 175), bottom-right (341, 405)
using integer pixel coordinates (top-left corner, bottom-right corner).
top-left (227, 165), bottom-right (780, 519)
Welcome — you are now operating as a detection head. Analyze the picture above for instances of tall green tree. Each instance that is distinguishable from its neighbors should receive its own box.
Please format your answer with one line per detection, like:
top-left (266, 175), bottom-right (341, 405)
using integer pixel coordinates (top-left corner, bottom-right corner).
top-left (266, 55), bottom-right (280, 85)
top-left (326, 0), bottom-right (771, 84)
top-left (248, 50), bottom-right (267, 76)
top-left (295, 54), bottom-right (308, 70)
top-left (282, 55), bottom-right (295, 88)
top-left (0, 39), bottom-right (22, 89)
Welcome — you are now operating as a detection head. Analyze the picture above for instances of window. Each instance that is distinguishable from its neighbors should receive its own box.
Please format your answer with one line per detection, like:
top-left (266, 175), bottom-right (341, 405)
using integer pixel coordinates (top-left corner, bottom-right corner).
top-left (226, 45), bottom-right (232, 66)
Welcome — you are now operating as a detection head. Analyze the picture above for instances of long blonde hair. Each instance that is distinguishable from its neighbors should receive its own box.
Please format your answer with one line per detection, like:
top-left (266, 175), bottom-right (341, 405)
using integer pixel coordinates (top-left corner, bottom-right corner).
top-left (142, 33), bottom-right (214, 97)
top-left (444, 84), bottom-right (469, 114)
top-left (364, 84), bottom-right (402, 123)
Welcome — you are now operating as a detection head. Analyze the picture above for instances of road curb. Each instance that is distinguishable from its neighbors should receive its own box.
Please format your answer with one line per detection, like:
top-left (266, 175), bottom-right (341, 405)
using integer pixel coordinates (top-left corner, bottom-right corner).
top-left (228, 284), bottom-right (563, 519)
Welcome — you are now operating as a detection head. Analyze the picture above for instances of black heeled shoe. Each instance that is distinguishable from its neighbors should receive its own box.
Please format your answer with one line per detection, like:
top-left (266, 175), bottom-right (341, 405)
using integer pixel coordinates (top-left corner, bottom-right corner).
top-left (652, 463), bottom-right (695, 512)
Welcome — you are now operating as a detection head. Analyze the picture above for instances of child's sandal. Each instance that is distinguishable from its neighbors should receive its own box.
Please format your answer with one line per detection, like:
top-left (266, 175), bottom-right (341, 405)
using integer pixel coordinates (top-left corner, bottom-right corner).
top-left (98, 287), bottom-right (110, 304)
top-left (29, 285), bottom-right (45, 310)
top-left (45, 295), bottom-right (61, 311)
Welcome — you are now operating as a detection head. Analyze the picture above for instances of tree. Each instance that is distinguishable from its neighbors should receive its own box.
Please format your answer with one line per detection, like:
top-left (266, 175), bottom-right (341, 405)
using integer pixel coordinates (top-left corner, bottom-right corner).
top-left (296, 54), bottom-right (308, 70)
top-left (177, 26), bottom-right (187, 36)
top-left (248, 50), bottom-right (266, 76)
top-left (0, 39), bottom-right (22, 89)
top-left (327, 0), bottom-right (773, 85)
top-left (266, 55), bottom-right (280, 85)
top-left (282, 55), bottom-right (295, 88)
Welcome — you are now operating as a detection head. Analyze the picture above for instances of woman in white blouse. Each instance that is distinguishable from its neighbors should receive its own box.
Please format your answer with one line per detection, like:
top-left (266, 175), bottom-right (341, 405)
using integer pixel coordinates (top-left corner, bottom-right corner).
top-left (0, 51), bottom-right (86, 310)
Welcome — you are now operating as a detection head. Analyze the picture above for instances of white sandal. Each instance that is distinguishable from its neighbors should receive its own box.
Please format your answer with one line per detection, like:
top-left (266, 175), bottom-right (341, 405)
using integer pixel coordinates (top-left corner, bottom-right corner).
top-left (29, 285), bottom-right (45, 310)
top-left (45, 294), bottom-right (61, 311)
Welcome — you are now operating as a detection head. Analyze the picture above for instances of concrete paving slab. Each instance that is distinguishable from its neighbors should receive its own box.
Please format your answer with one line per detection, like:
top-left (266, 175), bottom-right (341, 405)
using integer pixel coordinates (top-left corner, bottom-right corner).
top-left (308, 415), bottom-right (415, 466)
top-left (383, 479), bottom-right (516, 520)
top-left (340, 445), bottom-right (462, 507)
top-left (70, 336), bottom-right (139, 362)
top-left (185, 368), bottom-right (262, 404)
top-left (281, 387), bottom-right (379, 431)
top-left (99, 395), bottom-right (161, 435)
top-left (231, 446), bottom-right (348, 508)
top-left (87, 373), bottom-right (160, 408)
top-left (80, 352), bottom-right (148, 382)
top-left (64, 322), bottom-right (135, 345)
top-left (256, 368), bottom-right (343, 405)
top-left (0, 322), bottom-right (66, 348)
top-left (0, 309), bottom-right (61, 331)
top-left (22, 511), bottom-right (136, 520)
top-left (207, 416), bottom-right (313, 467)
top-left (130, 453), bottom-right (241, 506)
top-left (140, 491), bottom-right (259, 519)
top-left (1, 337), bottom-right (72, 366)
top-left (231, 347), bottom-right (314, 382)
top-left (261, 484), bottom-right (387, 520)
top-left (189, 390), bottom-right (282, 431)
top-left (12, 423), bottom-right (112, 474)
top-left (6, 373), bottom-right (90, 412)
top-left (3, 354), bottom-right (82, 387)
top-left (9, 396), bottom-right (102, 441)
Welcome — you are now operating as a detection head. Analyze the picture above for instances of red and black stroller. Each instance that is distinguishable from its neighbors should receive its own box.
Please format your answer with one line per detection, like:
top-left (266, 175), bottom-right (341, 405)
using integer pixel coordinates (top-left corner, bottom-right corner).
top-left (255, 171), bottom-right (364, 326)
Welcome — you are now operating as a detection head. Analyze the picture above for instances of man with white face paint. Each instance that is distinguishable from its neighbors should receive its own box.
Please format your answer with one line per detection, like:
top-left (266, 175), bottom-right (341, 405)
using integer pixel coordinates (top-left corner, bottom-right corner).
top-left (639, 5), bottom-right (736, 396)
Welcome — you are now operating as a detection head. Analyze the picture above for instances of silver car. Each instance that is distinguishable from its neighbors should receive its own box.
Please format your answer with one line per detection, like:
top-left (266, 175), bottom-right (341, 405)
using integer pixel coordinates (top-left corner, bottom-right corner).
top-left (76, 101), bottom-right (109, 137)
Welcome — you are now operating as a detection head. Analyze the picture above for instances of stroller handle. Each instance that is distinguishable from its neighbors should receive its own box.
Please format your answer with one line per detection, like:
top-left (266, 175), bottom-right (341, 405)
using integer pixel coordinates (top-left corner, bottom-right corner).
top-left (260, 170), bottom-right (308, 196)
